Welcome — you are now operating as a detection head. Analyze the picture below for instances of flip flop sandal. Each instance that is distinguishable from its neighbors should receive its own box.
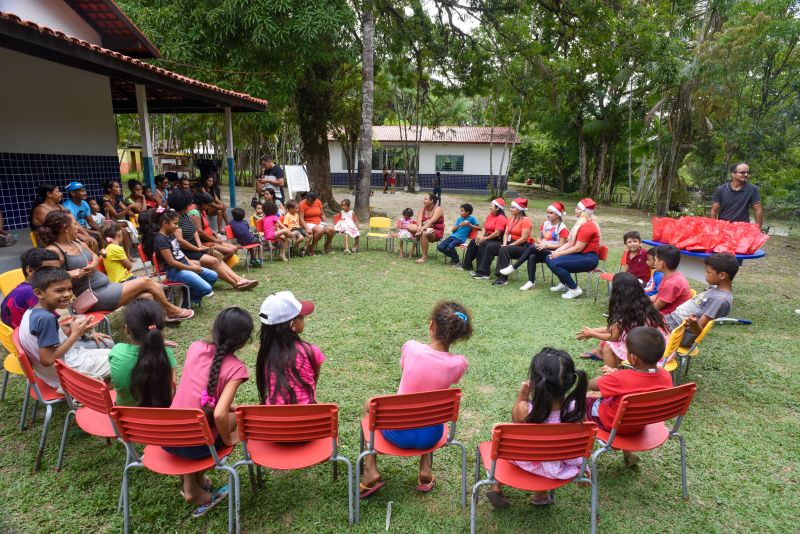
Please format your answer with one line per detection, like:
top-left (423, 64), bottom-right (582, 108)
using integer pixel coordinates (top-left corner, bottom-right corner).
top-left (580, 352), bottom-right (603, 361)
top-left (166, 309), bottom-right (195, 322)
top-left (236, 280), bottom-right (259, 290)
top-left (485, 490), bottom-right (510, 509)
top-left (191, 485), bottom-right (229, 518)
top-left (359, 479), bottom-right (385, 499)
top-left (416, 474), bottom-right (435, 493)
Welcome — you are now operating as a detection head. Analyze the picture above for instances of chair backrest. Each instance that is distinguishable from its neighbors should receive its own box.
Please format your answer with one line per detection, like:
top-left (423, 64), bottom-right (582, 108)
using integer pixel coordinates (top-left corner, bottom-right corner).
top-left (597, 245), bottom-right (609, 262)
top-left (663, 321), bottom-right (687, 361)
top-left (136, 244), bottom-right (153, 276)
top-left (54, 360), bottom-right (115, 414)
top-left (334, 214), bottom-right (342, 224)
top-left (236, 403), bottom-right (338, 443)
top-left (30, 231), bottom-right (39, 248)
top-left (0, 268), bottom-right (25, 296)
top-left (151, 252), bottom-right (166, 276)
top-left (366, 388), bottom-right (461, 431)
top-left (611, 383), bottom-right (697, 432)
top-left (110, 406), bottom-right (215, 447)
top-left (467, 227), bottom-right (479, 240)
top-left (96, 257), bottom-right (106, 274)
top-left (11, 328), bottom-right (38, 383)
top-left (224, 225), bottom-right (235, 241)
top-left (0, 321), bottom-right (16, 356)
top-left (369, 217), bottom-right (392, 231)
top-left (489, 422), bottom-right (598, 463)
top-left (692, 319), bottom-right (715, 346)
top-left (619, 251), bottom-right (628, 266)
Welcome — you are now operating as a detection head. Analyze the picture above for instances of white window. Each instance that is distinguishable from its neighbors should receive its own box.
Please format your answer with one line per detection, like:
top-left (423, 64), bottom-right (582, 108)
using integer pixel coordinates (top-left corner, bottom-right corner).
top-left (435, 155), bottom-right (464, 172)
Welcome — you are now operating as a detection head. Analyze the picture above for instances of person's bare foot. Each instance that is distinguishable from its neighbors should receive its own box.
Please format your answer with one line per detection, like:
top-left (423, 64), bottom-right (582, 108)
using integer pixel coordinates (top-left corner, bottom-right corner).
top-left (415, 257), bottom-right (427, 264)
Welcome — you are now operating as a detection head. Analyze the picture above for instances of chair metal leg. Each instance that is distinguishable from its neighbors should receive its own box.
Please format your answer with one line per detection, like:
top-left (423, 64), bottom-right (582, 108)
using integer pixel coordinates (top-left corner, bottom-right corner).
top-left (333, 456), bottom-right (355, 525)
top-left (19, 382), bottom-right (31, 431)
top-left (34, 403), bottom-right (55, 472)
top-left (682, 357), bottom-right (692, 384)
top-left (354, 449), bottom-right (377, 524)
top-left (122, 464), bottom-right (133, 534)
top-left (56, 409), bottom-right (76, 471)
top-left (590, 447), bottom-right (608, 534)
top-left (470, 479), bottom-right (494, 534)
top-left (117, 447), bottom-right (131, 514)
top-left (1, 369), bottom-right (9, 401)
top-left (31, 399), bottom-right (40, 425)
top-left (673, 432), bottom-right (689, 500)
top-left (446, 439), bottom-right (468, 508)
top-left (247, 464), bottom-right (257, 493)
top-left (473, 445), bottom-right (481, 483)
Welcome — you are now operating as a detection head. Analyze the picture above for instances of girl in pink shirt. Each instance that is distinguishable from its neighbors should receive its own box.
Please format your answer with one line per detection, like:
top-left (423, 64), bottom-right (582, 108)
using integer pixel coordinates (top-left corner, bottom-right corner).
top-left (256, 291), bottom-right (325, 405)
top-left (166, 307), bottom-right (253, 516)
top-left (360, 301), bottom-right (472, 498)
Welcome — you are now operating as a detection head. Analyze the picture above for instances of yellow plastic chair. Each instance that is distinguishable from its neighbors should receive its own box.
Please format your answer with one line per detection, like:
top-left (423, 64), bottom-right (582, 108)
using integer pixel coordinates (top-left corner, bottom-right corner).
top-left (366, 217), bottom-right (392, 251)
top-left (30, 231), bottom-right (38, 248)
top-left (673, 320), bottom-right (715, 385)
top-left (689, 288), bottom-right (697, 298)
top-left (0, 321), bottom-right (23, 401)
top-left (0, 268), bottom-right (25, 296)
top-left (661, 320), bottom-right (687, 381)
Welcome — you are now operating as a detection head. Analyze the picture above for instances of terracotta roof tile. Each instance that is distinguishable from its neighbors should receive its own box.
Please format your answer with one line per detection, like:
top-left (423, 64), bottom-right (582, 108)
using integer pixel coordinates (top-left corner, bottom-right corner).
top-left (0, 12), bottom-right (267, 110)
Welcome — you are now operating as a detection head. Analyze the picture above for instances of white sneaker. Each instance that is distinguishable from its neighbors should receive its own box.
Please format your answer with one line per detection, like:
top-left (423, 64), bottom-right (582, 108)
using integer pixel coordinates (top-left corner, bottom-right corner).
top-left (562, 287), bottom-right (583, 299)
top-left (550, 283), bottom-right (566, 292)
top-left (520, 281), bottom-right (535, 291)
top-left (796, 309), bottom-right (800, 315)
top-left (499, 265), bottom-right (515, 276)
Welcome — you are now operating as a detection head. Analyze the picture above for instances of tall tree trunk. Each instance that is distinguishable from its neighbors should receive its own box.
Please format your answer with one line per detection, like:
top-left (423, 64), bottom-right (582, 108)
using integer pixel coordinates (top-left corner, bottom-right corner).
top-left (355, 8), bottom-right (374, 221)
top-left (576, 114), bottom-right (588, 195)
top-left (591, 134), bottom-right (609, 198)
top-left (296, 63), bottom-right (336, 208)
top-left (656, 82), bottom-right (693, 215)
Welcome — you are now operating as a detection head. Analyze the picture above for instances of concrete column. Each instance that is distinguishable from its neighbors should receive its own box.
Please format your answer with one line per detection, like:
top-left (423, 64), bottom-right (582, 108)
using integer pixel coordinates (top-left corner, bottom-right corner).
top-left (224, 107), bottom-right (236, 207)
top-left (135, 84), bottom-right (155, 190)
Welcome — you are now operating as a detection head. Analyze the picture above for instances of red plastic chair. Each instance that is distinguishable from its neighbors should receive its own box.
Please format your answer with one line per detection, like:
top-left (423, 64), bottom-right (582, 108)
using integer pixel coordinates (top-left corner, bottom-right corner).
top-left (596, 250), bottom-right (627, 301)
top-left (470, 422), bottom-right (598, 534)
top-left (233, 404), bottom-right (354, 525)
top-left (589, 383), bottom-right (697, 534)
top-left (253, 217), bottom-right (281, 262)
top-left (110, 407), bottom-right (241, 534)
top-left (224, 225), bottom-right (263, 271)
top-left (53, 360), bottom-right (120, 470)
top-left (12, 328), bottom-right (65, 471)
top-left (583, 244), bottom-right (609, 298)
top-left (451, 227), bottom-right (480, 265)
top-left (145, 245), bottom-right (192, 307)
top-left (355, 388), bottom-right (466, 523)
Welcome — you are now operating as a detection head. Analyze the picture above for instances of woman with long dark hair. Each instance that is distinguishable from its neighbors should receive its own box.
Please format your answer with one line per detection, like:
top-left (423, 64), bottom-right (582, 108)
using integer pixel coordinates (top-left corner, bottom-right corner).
top-left (406, 192), bottom-right (444, 264)
top-left (38, 210), bottom-right (194, 320)
top-left (461, 198), bottom-right (507, 273)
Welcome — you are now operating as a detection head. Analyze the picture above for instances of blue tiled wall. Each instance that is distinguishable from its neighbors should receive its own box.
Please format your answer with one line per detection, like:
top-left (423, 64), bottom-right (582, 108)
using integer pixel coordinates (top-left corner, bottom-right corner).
top-left (330, 172), bottom-right (507, 191)
top-left (0, 153), bottom-right (119, 230)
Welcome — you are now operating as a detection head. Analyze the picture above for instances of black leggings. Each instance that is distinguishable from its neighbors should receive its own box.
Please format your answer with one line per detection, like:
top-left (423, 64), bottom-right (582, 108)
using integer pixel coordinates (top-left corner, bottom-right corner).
top-left (474, 240), bottom-right (503, 275)
top-left (462, 237), bottom-right (500, 271)
top-left (512, 245), bottom-right (552, 282)
top-left (494, 245), bottom-right (530, 278)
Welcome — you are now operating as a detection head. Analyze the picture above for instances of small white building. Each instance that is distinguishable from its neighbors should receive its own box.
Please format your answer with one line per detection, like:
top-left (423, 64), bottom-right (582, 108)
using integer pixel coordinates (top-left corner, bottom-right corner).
top-left (328, 126), bottom-right (519, 191)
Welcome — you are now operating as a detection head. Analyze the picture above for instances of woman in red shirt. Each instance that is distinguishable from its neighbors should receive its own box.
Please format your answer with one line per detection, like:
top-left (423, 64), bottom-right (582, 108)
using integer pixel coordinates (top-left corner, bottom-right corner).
top-left (472, 198), bottom-right (531, 280)
top-left (299, 192), bottom-right (335, 255)
top-left (546, 198), bottom-right (601, 299)
top-left (461, 198), bottom-right (507, 272)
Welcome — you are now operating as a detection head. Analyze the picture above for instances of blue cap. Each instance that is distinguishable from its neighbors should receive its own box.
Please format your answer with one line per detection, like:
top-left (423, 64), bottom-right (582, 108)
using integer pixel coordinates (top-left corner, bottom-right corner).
top-left (65, 181), bottom-right (85, 192)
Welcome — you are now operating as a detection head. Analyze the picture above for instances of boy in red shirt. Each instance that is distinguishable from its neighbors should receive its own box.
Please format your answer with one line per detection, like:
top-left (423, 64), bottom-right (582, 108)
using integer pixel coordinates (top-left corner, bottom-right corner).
top-left (587, 326), bottom-right (673, 465)
top-left (650, 244), bottom-right (692, 315)
top-left (621, 230), bottom-right (650, 283)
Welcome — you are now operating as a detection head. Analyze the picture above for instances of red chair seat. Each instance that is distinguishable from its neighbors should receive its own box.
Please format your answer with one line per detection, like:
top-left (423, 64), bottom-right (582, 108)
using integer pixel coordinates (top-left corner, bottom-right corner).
top-left (599, 272), bottom-right (614, 281)
top-left (84, 311), bottom-right (111, 329)
top-left (247, 437), bottom-right (332, 470)
top-left (75, 406), bottom-right (117, 438)
top-left (30, 379), bottom-right (65, 402)
top-left (360, 415), bottom-right (448, 456)
top-left (239, 243), bottom-right (261, 250)
top-left (142, 444), bottom-right (235, 475)
top-left (478, 441), bottom-right (576, 492)
top-left (596, 423), bottom-right (669, 452)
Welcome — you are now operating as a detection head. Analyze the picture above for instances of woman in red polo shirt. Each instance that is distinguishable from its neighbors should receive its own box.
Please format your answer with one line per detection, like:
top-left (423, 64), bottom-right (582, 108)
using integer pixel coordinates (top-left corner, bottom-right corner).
top-left (299, 192), bottom-right (335, 255)
top-left (461, 198), bottom-right (507, 273)
top-left (472, 198), bottom-right (531, 280)
top-left (546, 198), bottom-right (601, 299)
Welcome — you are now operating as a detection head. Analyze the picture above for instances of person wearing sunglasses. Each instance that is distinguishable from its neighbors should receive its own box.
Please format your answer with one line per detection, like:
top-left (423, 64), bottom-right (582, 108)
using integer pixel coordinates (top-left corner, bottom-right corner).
top-left (711, 162), bottom-right (763, 228)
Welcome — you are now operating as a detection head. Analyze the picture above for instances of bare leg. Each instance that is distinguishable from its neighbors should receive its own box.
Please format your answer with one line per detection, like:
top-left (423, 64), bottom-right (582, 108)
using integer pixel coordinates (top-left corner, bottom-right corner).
top-left (419, 452), bottom-right (433, 482)
top-left (181, 471), bottom-right (211, 505)
top-left (343, 234), bottom-right (350, 251)
top-left (601, 343), bottom-right (621, 368)
top-left (309, 228), bottom-right (324, 255)
top-left (324, 228), bottom-right (335, 252)
top-left (118, 277), bottom-right (187, 317)
top-left (360, 399), bottom-right (381, 486)
top-left (416, 231), bottom-right (431, 263)
top-left (354, 235), bottom-right (360, 251)
top-left (199, 254), bottom-right (251, 288)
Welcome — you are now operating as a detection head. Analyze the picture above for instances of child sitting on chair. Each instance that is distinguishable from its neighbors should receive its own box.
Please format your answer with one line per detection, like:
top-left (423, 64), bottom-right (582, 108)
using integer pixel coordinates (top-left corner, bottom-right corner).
top-left (397, 207), bottom-right (416, 258)
top-left (359, 301), bottom-right (472, 499)
top-left (621, 231), bottom-right (650, 283)
top-left (229, 207), bottom-right (263, 268)
top-left (281, 200), bottom-right (306, 256)
top-left (650, 245), bottom-right (692, 315)
top-left (1, 248), bottom-right (61, 329)
top-left (643, 248), bottom-right (663, 297)
top-left (18, 267), bottom-right (113, 390)
top-left (665, 253), bottom-right (737, 347)
top-left (333, 199), bottom-right (360, 253)
top-left (586, 326), bottom-right (673, 465)
top-left (101, 222), bottom-right (135, 283)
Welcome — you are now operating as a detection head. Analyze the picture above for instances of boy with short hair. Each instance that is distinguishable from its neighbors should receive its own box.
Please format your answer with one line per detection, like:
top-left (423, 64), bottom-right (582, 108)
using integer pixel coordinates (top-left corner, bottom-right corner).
top-left (229, 207), bottom-right (262, 267)
top-left (643, 247), bottom-right (663, 297)
top-left (650, 244), bottom-right (692, 315)
top-left (1, 248), bottom-right (61, 328)
top-left (587, 326), bottom-right (673, 464)
top-left (666, 253), bottom-right (737, 346)
top-left (621, 230), bottom-right (650, 283)
top-left (281, 200), bottom-right (306, 254)
top-left (18, 267), bottom-right (113, 389)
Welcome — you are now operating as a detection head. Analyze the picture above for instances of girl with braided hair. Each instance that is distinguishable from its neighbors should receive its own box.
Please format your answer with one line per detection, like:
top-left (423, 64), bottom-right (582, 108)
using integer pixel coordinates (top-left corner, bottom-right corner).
top-left (166, 307), bottom-right (253, 516)
top-left (485, 347), bottom-right (589, 508)
top-left (360, 301), bottom-right (472, 499)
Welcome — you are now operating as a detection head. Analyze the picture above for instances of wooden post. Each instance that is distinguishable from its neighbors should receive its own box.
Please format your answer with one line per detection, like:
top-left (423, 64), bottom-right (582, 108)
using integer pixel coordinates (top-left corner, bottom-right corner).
top-left (135, 84), bottom-right (155, 190)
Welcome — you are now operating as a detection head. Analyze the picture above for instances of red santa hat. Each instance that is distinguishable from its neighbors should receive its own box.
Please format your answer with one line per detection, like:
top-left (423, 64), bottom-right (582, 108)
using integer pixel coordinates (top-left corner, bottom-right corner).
top-left (547, 201), bottom-right (565, 217)
top-left (491, 198), bottom-right (505, 210)
top-left (511, 197), bottom-right (528, 211)
top-left (577, 198), bottom-right (596, 213)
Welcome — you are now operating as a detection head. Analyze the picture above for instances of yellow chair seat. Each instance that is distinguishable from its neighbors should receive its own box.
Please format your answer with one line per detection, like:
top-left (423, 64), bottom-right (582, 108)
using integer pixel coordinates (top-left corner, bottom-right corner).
top-left (3, 354), bottom-right (23, 375)
top-left (367, 232), bottom-right (389, 238)
top-left (676, 346), bottom-right (699, 357)
top-left (663, 359), bottom-right (678, 373)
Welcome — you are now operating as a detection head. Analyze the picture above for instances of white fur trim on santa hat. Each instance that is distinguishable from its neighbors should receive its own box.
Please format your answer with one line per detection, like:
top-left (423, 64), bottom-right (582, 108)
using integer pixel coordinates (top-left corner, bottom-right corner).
top-left (577, 201), bottom-right (594, 213)
top-left (547, 204), bottom-right (563, 217)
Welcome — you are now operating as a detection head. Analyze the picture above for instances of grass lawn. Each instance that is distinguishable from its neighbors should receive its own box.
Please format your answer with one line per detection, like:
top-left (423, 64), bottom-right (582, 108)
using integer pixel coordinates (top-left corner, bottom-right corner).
top-left (0, 193), bottom-right (798, 533)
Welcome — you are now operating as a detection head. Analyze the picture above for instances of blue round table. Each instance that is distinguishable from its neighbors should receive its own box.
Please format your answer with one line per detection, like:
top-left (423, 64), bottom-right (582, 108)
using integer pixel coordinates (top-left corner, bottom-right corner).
top-left (643, 240), bottom-right (765, 282)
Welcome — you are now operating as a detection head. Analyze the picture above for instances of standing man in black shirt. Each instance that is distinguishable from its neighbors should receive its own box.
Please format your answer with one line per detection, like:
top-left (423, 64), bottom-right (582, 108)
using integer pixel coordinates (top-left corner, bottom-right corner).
top-left (711, 162), bottom-right (763, 228)
top-left (258, 155), bottom-right (286, 203)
